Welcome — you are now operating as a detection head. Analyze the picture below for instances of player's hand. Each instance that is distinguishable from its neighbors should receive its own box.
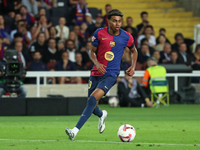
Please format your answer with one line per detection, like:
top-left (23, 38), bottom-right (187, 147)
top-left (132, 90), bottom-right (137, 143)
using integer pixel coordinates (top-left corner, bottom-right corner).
top-left (126, 67), bottom-right (135, 76)
top-left (96, 63), bottom-right (107, 74)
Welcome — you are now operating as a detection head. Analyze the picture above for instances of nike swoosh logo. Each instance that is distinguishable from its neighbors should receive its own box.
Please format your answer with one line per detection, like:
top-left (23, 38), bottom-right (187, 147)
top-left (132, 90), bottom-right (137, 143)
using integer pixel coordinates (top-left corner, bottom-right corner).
top-left (105, 86), bottom-right (108, 89)
top-left (102, 38), bottom-right (108, 40)
top-left (81, 114), bottom-right (86, 116)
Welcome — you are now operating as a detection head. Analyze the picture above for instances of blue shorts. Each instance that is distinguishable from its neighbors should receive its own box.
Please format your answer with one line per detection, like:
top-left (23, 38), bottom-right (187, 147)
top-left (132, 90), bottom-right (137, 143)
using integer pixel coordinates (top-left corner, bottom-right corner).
top-left (88, 75), bottom-right (118, 97)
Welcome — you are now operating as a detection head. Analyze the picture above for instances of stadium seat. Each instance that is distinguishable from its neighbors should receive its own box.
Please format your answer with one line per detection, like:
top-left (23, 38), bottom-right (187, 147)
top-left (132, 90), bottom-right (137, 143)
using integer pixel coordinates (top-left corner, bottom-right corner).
top-left (150, 80), bottom-right (169, 107)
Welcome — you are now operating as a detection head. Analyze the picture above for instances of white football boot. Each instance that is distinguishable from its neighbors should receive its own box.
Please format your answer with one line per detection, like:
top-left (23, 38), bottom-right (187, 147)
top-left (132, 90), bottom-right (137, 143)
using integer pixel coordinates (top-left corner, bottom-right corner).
top-left (98, 110), bottom-right (108, 133)
top-left (65, 128), bottom-right (75, 141)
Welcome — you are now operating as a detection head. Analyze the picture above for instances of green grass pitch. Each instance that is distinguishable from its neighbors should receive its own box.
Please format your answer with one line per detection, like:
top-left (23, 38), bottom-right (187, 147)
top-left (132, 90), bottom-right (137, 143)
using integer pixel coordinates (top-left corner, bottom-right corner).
top-left (0, 104), bottom-right (200, 150)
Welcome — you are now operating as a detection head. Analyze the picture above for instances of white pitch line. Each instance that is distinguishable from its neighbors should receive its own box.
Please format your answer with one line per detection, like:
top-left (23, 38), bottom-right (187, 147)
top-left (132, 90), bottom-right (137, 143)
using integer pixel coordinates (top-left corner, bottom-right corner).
top-left (0, 139), bottom-right (199, 146)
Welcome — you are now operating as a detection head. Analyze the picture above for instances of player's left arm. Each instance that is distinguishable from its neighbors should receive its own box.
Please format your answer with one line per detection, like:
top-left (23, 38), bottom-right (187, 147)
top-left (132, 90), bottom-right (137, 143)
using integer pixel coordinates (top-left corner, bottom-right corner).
top-left (126, 46), bottom-right (138, 76)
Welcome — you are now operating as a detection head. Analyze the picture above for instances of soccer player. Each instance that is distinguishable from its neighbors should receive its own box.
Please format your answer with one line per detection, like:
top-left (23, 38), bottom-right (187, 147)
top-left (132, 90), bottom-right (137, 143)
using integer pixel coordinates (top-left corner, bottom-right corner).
top-left (65, 9), bottom-right (138, 141)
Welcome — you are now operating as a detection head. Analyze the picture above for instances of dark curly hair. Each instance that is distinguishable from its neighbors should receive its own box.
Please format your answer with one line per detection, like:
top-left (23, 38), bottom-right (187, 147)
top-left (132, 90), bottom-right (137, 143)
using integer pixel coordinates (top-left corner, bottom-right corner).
top-left (107, 9), bottom-right (123, 20)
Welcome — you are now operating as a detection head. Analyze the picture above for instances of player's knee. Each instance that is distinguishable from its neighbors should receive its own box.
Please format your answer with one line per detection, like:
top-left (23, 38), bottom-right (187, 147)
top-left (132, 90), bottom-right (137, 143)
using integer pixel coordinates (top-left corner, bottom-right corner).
top-left (88, 96), bottom-right (97, 106)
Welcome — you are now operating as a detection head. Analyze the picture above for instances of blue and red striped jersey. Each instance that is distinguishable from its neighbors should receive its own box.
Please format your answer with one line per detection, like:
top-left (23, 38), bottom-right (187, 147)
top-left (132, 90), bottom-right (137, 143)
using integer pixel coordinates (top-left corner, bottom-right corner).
top-left (91, 27), bottom-right (134, 76)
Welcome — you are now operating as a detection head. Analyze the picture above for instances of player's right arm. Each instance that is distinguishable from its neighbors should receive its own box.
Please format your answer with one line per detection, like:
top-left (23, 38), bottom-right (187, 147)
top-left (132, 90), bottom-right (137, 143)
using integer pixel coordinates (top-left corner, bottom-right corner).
top-left (89, 46), bottom-right (107, 74)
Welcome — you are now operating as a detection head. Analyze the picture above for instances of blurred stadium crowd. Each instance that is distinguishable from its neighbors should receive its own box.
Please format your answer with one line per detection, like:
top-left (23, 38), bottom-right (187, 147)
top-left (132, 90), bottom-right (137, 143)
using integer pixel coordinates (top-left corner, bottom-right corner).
top-left (0, 0), bottom-right (200, 84)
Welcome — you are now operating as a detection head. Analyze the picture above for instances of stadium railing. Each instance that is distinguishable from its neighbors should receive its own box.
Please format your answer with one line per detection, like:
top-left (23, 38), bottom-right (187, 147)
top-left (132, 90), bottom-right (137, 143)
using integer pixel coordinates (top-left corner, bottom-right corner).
top-left (26, 71), bottom-right (200, 97)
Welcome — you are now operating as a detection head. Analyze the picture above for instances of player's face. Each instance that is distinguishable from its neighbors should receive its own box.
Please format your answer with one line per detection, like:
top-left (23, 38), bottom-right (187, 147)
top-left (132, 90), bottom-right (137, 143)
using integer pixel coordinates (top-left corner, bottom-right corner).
top-left (109, 16), bottom-right (122, 32)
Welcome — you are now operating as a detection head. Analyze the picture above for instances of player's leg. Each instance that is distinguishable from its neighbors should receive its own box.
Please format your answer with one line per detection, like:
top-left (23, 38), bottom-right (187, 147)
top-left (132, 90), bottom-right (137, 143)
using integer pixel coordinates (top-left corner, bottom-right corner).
top-left (66, 88), bottom-right (105, 140)
top-left (65, 76), bottom-right (100, 140)
top-left (95, 75), bottom-right (118, 133)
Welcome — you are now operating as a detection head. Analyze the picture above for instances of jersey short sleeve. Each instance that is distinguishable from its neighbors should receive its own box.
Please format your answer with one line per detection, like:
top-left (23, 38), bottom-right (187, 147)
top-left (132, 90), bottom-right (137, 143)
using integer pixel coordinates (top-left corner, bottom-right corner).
top-left (126, 32), bottom-right (134, 49)
top-left (91, 29), bottom-right (99, 47)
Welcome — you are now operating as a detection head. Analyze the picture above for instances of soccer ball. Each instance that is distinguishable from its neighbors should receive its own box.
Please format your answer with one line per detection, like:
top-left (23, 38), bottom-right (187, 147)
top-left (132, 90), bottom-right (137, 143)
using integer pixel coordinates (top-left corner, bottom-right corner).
top-left (108, 97), bottom-right (119, 107)
top-left (117, 124), bottom-right (136, 142)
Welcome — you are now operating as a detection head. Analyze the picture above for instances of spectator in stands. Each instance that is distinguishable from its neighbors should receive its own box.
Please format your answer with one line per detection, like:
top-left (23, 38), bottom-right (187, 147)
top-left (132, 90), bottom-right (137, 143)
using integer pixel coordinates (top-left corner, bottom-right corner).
top-left (85, 12), bottom-right (95, 27)
top-left (120, 49), bottom-right (131, 70)
top-left (125, 26), bottom-right (138, 48)
top-left (57, 39), bottom-right (66, 52)
top-left (11, 13), bottom-right (22, 30)
top-left (55, 51), bottom-right (82, 84)
top-left (155, 34), bottom-right (167, 51)
top-left (48, 26), bottom-right (60, 43)
top-left (38, 0), bottom-right (57, 9)
top-left (0, 15), bottom-right (11, 45)
top-left (80, 41), bottom-right (92, 68)
top-left (87, 14), bottom-right (104, 36)
top-left (159, 43), bottom-right (171, 64)
top-left (68, 0), bottom-right (78, 7)
top-left (191, 44), bottom-right (200, 70)
top-left (66, 39), bottom-right (77, 62)
top-left (156, 28), bottom-right (171, 44)
top-left (137, 44), bottom-right (151, 64)
top-left (117, 71), bottom-right (152, 107)
top-left (28, 51), bottom-right (52, 83)
top-left (1, 0), bottom-right (22, 15)
top-left (123, 16), bottom-right (137, 38)
top-left (137, 25), bottom-right (156, 48)
top-left (194, 44), bottom-right (200, 65)
top-left (136, 11), bottom-right (149, 36)
top-left (79, 22), bottom-right (89, 41)
top-left (29, 25), bottom-right (37, 42)
top-left (69, 0), bottom-right (89, 26)
top-left (42, 38), bottom-right (61, 65)
top-left (19, 5), bottom-right (35, 27)
top-left (75, 52), bottom-right (88, 70)
top-left (177, 43), bottom-right (194, 67)
top-left (167, 50), bottom-right (180, 64)
top-left (15, 41), bottom-right (29, 68)
top-left (68, 31), bottom-right (79, 50)
top-left (73, 24), bottom-right (80, 36)
top-left (10, 19), bottom-right (32, 46)
top-left (172, 33), bottom-right (194, 54)
top-left (152, 50), bottom-right (160, 64)
top-left (35, 8), bottom-right (52, 27)
top-left (30, 32), bottom-right (47, 54)
top-left (21, 0), bottom-right (38, 16)
top-left (0, 36), bottom-right (7, 60)
top-left (32, 15), bottom-right (49, 40)
top-left (102, 4), bottom-right (112, 26)
top-left (140, 38), bottom-right (155, 55)
top-left (10, 32), bottom-right (28, 52)
top-left (72, 25), bottom-right (85, 49)
top-left (56, 16), bottom-right (70, 41)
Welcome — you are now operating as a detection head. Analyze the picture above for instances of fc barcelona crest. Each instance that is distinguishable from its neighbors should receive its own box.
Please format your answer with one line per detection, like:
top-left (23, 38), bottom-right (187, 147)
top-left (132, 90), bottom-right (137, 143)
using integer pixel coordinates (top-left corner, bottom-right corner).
top-left (105, 51), bottom-right (114, 61)
top-left (109, 41), bottom-right (115, 47)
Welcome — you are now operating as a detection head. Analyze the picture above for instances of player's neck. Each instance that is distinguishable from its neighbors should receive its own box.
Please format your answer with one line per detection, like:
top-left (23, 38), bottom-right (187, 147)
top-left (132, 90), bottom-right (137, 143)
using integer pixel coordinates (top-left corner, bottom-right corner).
top-left (108, 27), bottom-right (120, 36)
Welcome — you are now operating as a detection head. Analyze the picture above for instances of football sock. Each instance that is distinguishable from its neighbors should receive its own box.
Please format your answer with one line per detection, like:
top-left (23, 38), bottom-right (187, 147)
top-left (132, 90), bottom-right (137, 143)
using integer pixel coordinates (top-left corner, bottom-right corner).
top-left (76, 96), bottom-right (97, 130)
top-left (93, 105), bottom-right (103, 117)
top-left (72, 127), bottom-right (79, 136)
